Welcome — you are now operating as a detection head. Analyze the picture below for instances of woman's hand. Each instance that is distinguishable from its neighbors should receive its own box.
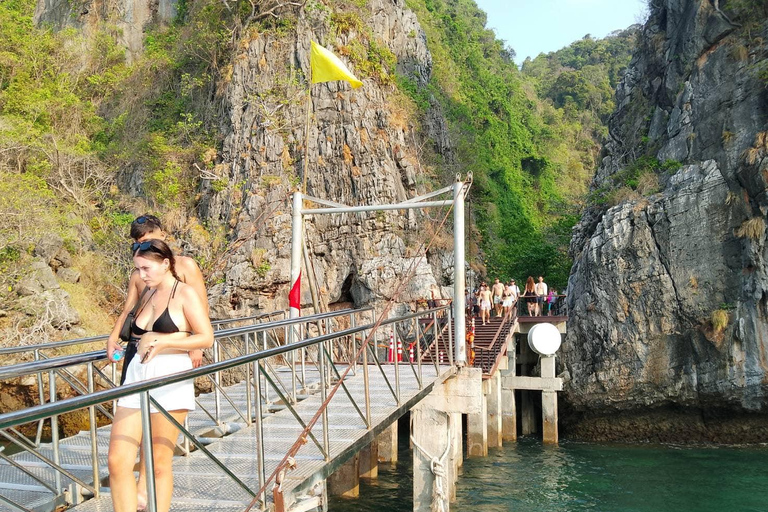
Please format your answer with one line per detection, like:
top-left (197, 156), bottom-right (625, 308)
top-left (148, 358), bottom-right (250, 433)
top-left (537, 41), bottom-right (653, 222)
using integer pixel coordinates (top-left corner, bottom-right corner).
top-left (137, 333), bottom-right (167, 365)
top-left (106, 338), bottom-right (122, 364)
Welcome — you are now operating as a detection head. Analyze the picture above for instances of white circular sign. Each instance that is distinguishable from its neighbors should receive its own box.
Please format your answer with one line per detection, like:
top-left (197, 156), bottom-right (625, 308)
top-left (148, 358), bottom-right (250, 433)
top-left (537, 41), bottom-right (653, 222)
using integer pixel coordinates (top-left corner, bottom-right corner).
top-left (527, 323), bottom-right (562, 356)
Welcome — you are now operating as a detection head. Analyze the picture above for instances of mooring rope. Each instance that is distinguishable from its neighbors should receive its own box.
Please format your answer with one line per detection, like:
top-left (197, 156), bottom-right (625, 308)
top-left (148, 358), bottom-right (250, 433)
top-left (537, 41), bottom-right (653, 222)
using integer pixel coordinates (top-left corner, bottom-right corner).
top-left (410, 413), bottom-right (453, 512)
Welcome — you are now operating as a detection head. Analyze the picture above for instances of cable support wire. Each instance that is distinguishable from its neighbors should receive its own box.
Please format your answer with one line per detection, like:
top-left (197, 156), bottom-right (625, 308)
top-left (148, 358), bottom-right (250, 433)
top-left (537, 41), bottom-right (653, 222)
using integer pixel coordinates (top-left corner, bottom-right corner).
top-left (243, 181), bottom-right (469, 511)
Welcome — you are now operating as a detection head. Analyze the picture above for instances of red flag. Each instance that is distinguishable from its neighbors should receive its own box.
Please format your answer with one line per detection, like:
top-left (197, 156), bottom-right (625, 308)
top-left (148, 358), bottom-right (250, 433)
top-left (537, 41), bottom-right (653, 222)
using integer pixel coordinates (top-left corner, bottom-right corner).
top-left (289, 271), bottom-right (301, 312)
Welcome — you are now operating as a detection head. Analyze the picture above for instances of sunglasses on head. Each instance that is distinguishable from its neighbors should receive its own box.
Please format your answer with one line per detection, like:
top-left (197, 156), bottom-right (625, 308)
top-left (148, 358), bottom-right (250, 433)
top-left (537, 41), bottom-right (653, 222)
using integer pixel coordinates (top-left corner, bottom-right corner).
top-left (135, 216), bottom-right (148, 224)
top-left (131, 240), bottom-right (160, 253)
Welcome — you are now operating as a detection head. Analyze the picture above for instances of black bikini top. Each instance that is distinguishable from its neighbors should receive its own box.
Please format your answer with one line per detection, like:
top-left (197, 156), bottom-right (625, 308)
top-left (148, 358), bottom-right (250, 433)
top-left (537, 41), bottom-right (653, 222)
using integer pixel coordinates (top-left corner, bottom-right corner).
top-left (131, 281), bottom-right (181, 337)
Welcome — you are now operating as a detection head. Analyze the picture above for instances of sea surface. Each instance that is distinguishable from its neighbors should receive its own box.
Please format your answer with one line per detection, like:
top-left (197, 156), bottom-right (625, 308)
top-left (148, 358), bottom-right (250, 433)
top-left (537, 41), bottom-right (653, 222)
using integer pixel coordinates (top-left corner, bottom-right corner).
top-left (329, 436), bottom-right (768, 512)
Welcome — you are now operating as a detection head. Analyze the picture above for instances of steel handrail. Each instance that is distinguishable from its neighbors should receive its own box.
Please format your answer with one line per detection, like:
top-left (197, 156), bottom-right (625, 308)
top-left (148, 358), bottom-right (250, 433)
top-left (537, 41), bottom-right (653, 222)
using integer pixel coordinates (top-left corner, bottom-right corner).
top-left (0, 305), bottom-right (449, 430)
top-left (0, 308), bottom-right (370, 381)
top-left (0, 310), bottom-right (286, 356)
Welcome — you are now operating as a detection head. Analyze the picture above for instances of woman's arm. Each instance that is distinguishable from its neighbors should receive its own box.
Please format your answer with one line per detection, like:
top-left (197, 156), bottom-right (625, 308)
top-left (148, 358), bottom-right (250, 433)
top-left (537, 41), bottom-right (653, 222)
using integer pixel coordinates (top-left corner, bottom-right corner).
top-left (106, 271), bottom-right (144, 362)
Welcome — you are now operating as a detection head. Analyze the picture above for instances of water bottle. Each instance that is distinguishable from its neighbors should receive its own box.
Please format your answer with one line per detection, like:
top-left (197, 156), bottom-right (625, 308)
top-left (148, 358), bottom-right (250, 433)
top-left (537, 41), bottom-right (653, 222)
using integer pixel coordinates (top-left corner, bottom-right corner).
top-left (112, 346), bottom-right (124, 362)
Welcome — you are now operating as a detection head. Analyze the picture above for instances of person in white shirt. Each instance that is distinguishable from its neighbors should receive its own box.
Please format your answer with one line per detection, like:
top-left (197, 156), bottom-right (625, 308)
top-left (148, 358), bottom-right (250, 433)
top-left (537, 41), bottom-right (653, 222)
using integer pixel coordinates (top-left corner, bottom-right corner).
top-left (534, 276), bottom-right (548, 316)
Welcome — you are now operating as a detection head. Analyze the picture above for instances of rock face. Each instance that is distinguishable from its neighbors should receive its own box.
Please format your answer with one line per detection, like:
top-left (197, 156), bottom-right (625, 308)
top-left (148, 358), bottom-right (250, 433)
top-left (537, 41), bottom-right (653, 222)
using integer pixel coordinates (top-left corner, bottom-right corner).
top-left (565, 0), bottom-right (768, 441)
top-left (34, 0), bottom-right (176, 61)
top-left (199, 1), bottom-right (453, 318)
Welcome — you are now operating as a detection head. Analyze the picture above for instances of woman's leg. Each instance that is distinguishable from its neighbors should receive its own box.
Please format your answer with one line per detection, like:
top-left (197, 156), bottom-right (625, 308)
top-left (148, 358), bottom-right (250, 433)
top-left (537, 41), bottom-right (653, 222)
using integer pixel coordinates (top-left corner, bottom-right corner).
top-left (148, 410), bottom-right (188, 512)
top-left (108, 407), bottom-right (142, 512)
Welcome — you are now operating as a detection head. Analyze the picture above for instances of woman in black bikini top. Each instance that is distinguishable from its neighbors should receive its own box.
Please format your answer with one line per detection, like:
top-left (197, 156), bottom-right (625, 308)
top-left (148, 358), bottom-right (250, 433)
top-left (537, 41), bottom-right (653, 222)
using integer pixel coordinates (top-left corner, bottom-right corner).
top-left (119, 282), bottom-right (184, 385)
top-left (108, 239), bottom-right (213, 512)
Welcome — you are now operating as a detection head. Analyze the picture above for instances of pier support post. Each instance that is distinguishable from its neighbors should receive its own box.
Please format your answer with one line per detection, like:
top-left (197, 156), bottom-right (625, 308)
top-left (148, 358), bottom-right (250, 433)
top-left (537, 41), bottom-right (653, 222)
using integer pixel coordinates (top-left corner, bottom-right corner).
top-left (448, 412), bottom-right (462, 501)
top-left (359, 441), bottom-right (378, 480)
top-left (541, 355), bottom-right (558, 444)
top-left (520, 340), bottom-right (536, 435)
top-left (328, 453), bottom-right (359, 498)
top-left (411, 367), bottom-right (482, 512)
top-left (412, 404), bottom-right (451, 511)
top-left (487, 371), bottom-right (502, 448)
top-left (502, 340), bottom-right (517, 442)
top-left (467, 392), bottom-right (487, 457)
top-left (377, 421), bottom-right (398, 464)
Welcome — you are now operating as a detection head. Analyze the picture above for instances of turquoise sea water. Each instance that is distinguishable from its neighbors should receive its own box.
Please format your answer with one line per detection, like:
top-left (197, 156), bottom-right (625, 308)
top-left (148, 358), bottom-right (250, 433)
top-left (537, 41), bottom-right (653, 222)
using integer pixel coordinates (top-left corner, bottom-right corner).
top-left (330, 437), bottom-right (768, 512)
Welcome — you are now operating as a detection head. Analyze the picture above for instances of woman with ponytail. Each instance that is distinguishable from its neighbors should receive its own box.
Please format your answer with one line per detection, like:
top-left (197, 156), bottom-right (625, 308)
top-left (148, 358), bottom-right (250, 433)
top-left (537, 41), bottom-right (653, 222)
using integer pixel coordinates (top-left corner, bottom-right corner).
top-left (107, 239), bottom-right (213, 512)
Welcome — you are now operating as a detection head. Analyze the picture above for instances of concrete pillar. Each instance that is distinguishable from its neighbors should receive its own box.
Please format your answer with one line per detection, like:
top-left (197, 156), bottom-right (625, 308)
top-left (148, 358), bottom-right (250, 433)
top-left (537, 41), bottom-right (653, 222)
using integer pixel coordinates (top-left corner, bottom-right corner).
top-left (519, 340), bottom-right (535, 435)
top-left (502, 341), bottom-right (517, 442)
top-left (486, 372), bottom-right (502, 448)
top-left (467, 393), bottom-right (487, 457)
top-left (448, 412), bottom-right (462, 502)
top-left (359, 441), bottom-right (378, 480)
top-left (377, 421), bottom-right (398, 464)
top-left (541, 356), bottom-right (558, 444)
top-left (412, 404), bottom-right (452, 512)
top-left (328, 453), bottom-right (359, 498)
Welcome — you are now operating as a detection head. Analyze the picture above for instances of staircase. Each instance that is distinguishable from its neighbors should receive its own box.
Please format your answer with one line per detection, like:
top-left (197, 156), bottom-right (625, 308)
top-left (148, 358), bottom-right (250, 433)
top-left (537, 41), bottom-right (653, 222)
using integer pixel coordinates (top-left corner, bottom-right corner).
top-left (470, 314), bottom-right (515, 375)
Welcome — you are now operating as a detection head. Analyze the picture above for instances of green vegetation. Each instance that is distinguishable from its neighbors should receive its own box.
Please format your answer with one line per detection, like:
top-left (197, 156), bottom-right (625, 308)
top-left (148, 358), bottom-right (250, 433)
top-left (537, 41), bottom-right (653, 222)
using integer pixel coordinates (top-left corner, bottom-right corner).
top-left (403, 0), bottom-right (637, 287)
top-left (711, 309), bottom-right (730, 333)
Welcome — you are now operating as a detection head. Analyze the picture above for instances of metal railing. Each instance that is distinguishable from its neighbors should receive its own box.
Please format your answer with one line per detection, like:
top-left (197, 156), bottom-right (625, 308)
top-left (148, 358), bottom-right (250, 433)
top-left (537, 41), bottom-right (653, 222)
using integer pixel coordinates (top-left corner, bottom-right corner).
top-left (516, 294), bottom-right (568, 318)
top-left (473, 308), bottom-right (517, 376)
top-left (0, 310), bottom-right (287, 360)
top-left (0, 305), bottom-right (453, 512)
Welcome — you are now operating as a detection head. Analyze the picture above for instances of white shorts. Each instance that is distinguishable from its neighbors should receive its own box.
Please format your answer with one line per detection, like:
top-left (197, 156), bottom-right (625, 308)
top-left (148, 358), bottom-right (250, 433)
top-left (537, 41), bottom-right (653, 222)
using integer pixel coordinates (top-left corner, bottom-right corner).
top-left (503, 297), bottom-right (513, 307)
top-left (480, 300), bottom-right (491, 311)
top-left (117, 353), bottom-right (195, 413)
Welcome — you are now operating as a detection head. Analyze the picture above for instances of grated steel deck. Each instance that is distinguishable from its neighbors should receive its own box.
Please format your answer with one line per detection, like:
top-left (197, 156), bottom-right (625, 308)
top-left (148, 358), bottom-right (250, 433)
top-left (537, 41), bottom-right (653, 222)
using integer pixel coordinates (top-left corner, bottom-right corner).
top-left (1, 363), bottom-right (451, 512)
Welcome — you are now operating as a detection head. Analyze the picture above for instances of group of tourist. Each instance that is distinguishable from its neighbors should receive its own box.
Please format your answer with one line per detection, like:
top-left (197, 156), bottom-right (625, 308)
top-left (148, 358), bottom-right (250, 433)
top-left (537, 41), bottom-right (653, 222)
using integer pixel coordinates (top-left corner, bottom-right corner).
top-left (466, 275), bottom-right (558, 324)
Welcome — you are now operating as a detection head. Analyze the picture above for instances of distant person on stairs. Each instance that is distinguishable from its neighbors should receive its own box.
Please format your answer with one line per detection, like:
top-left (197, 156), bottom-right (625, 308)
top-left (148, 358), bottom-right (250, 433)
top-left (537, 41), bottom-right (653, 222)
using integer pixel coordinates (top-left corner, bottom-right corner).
top-left (478, 283), bottom-right (492, 325)
top-left (492, 278), bottom-right (505, 317)
top-left (524, 276), bottom-right (537, 316)
top-left (502, 281), bottom-right (514, 317)
top-left (535, 276), bottom-right (548, 316)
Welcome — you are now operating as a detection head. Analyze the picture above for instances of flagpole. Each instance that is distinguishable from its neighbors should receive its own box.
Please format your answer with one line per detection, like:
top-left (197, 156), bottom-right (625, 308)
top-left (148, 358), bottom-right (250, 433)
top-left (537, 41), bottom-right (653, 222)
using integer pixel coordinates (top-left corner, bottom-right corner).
top-left (302, 73), bottom-right (312, 194)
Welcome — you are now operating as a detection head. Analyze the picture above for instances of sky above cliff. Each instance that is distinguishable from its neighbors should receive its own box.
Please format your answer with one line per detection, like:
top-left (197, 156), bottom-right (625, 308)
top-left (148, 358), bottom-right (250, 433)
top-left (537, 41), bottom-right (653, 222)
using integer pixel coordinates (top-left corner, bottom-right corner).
top-left (474, 0), bottom-right (647, 64)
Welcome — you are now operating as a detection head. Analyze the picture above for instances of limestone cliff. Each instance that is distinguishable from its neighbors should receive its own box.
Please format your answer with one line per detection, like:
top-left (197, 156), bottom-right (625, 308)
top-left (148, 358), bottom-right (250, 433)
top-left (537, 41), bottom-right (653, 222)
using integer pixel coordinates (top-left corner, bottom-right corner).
top-left (34, 0), bottom-right (176, 61)
top-left (565, 0), bottom-right (768, 442)
top-left (30, 0), bottom-right (455, 318)
top-left (201, 0), bottom-right (452, 319)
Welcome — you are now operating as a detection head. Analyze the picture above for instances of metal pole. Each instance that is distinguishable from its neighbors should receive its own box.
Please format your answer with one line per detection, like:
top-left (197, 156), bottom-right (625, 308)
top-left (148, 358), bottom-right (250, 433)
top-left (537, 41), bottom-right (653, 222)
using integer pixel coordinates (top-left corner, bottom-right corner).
top-left (324, 318), bottom-right (332, 389)
top-left (350, 313), bottom-right (357, 376)
top-left (34, 349), bottom-right (45, 446)
top-left (87, 363), bottom-right (99, 497)
top-left (290, 191), bottom-right (303, 325)
top-left (290, 191), bottom-right (302, 403)
top-left (363, 329), bottom-right (371, 428)
top-left (300, 330), bottom-right (307, 395)
top-left (415, 317), bottom-right (423, 387)
top-left (261, 331), bottom-right (270, 404)
top-left (140, 392), bottom-right (158, 512)
top-left (48, 370), bottom-right (61, 493)
top-left (447, 306), bottom-right (454, 367)
top-left (453, 179), bottom-right (467, 366)
top-left (244, 334), bottom-right (252, 425)
top-left (432, 312), bottom-right (440, 373)
top-left (213, 338), bottom-right (221, 423)
top-left (253, 360), bottom-right (267, 510)
top-left (393, 326), bottom-right (400, 405)
top-left (317, 343), bottom-right (330, 460)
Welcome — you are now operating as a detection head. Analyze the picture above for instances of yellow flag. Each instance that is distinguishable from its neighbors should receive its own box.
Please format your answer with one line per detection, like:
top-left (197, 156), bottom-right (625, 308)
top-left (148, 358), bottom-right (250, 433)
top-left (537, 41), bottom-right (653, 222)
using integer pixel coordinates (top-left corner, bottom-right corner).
top-left (310, 41), bottom-right (363, 89)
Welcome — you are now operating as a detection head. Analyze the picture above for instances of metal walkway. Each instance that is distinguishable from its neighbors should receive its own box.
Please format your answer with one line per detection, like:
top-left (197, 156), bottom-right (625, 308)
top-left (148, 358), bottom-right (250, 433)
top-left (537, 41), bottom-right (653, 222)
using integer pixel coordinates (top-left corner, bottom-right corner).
top-left (68, 364), bottom-right (451, 512)
top-left (0, 306), bottom-right (455, 512)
